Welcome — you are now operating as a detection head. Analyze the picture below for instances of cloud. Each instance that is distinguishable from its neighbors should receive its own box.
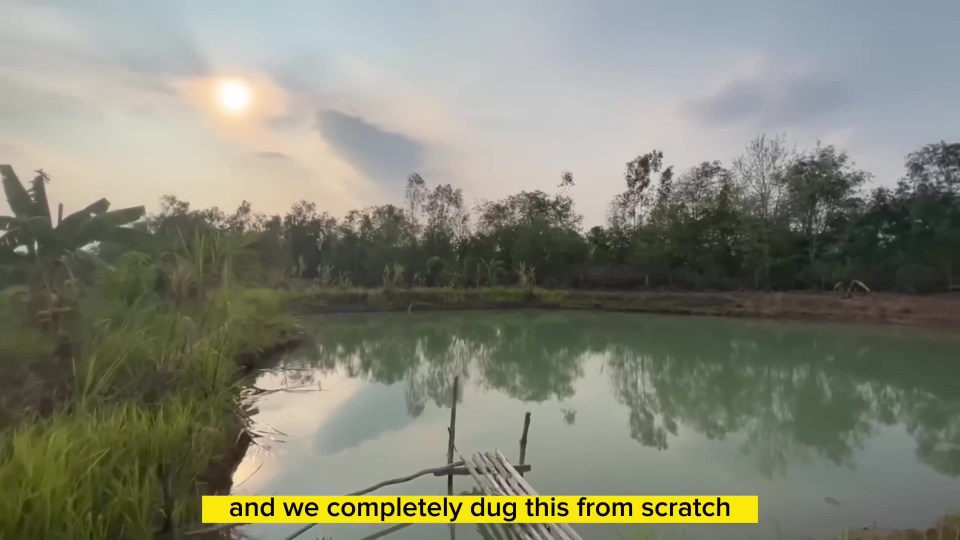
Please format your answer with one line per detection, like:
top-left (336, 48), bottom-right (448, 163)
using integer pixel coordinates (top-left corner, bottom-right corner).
top-left (266, 113), bottom-right (307, 132)
top-left (265, 53), bottom-right (330, 95)
top-left (0, 2), bottom-right (208, 93)
top-left (0, 141), bottom-right (19, 158)
top-left (0, 74), bottom-right (105, 132)
top-left (686, 61), bottom-right (851, 129)
top-left (255, 151), bottom-right (291, 160)
top-left (314, 109), bottom-right (424, 185)
top-left (313, 383), bottom-right (413, 456)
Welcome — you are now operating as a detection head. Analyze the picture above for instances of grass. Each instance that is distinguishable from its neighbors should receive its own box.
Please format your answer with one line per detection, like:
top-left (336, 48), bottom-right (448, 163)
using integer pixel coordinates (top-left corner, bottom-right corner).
top-left (0, 397), bottom-right (234, 539)
top-left (290, 285), bottom-right (744, 320)
top-left (0, 242), bottom-right (300, 538)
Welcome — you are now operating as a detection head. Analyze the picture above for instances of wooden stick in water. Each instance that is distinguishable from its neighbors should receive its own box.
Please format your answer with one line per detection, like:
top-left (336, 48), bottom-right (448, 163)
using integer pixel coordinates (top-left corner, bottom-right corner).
top-left (281, 461), bottom-right (470, 540)
top-left (447, 376), bottom-right (460, 495)
top-left (519, 412), bottom-right (531, 475)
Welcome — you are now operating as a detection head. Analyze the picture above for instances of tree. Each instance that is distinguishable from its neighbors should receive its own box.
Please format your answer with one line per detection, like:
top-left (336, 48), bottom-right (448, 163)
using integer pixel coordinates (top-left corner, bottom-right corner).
top-left (872, 142), bottom-right (960, 291)
top-left (782, 144), bottom-right (869, 286)
top-left (610, 150), bottom-right (674, 230)
top-left (404, 173), bottom-right (427, 229)
top-left (732, 134), bottom-right (793, 288)
top-left (905, 141), bottom-right (960, 194)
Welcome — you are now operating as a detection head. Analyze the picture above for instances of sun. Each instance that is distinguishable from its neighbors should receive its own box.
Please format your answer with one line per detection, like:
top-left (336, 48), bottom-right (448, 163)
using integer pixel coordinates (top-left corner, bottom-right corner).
top-left (216, 79), bottom-right (252, 115)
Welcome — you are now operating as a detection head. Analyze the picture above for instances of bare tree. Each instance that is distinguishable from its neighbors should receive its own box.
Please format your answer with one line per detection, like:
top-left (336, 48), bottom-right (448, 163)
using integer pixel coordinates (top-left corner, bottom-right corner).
top-left (731, 134), bottom-right (795, 288)
top-left (732, 133), bottom-right (794, 224)
top-left (404, 173), bottom-right (427, 230)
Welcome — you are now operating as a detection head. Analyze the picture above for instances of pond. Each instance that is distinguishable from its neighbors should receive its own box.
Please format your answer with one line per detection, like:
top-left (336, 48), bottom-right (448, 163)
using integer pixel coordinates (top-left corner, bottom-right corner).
top-left (232, 310), bottom-right (960, 540)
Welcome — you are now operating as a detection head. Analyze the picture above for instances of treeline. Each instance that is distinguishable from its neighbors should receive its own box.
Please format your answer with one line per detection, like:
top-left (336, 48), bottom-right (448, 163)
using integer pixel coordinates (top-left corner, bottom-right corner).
top-left (134, 136), bottom-right (960, 293)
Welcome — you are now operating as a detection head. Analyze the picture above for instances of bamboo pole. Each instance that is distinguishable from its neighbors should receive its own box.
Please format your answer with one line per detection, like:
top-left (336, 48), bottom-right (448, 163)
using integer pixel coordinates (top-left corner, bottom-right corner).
top-left (474, 453), bottom-right (551, 540)
top-left (431, 463), bottom-right (531, 476)
top-left (281, 461), bottom-right (471, 540)
top-left (518, 412), bottom-right (531, 476)
top-left (460, 452), bottom-right (536, 540)
top-left (447, 376), bottom-right (459, 495)
top-left (494, 450), bottom-right (582, 540)
top-left (482, 453), bottom-right (574, 540)
top-left (468, 453), bottom-right (547, 540)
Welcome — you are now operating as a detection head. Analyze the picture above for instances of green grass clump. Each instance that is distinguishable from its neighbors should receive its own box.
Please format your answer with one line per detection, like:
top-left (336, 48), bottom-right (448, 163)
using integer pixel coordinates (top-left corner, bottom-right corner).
top-left (0, 397), bottom-right (233, 539)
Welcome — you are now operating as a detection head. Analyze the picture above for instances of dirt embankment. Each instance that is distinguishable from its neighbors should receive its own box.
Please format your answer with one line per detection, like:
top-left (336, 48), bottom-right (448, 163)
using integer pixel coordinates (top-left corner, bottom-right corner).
top-left (848, 512), bottom-right (960, 539)
top-left (293, 288), bottom-right (960, 331)
top-left (576, 290), bottom-right (960, 330)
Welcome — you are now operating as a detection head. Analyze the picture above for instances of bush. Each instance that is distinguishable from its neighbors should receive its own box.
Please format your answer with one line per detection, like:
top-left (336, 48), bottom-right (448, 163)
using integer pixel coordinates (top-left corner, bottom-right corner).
top-left (99, 252), bottom-right (159, 306)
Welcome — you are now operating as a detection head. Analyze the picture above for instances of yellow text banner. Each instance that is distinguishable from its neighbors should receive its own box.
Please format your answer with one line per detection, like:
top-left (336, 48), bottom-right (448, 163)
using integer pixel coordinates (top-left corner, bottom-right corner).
top-left (202, 495), bottom-right (759, 524)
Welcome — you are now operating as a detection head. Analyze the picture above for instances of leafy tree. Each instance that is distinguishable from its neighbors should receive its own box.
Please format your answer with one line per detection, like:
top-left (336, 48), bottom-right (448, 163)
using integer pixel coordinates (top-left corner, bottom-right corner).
top-left (782, 144), bottom-right (869, 286)
top-left (610, 150), bottom-right (674, 230)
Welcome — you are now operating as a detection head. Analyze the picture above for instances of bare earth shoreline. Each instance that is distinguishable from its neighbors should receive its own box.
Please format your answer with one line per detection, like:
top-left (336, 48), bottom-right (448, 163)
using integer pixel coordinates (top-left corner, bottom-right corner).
top-left (292, 288), bottom-right (960, 332)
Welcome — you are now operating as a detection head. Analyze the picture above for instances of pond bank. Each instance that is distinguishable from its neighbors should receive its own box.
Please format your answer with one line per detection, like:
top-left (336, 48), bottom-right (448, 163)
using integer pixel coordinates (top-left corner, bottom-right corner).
top-left (291, 287), bottom-right (960, 331)
top-left (847, 511), bottom-right (960, 539)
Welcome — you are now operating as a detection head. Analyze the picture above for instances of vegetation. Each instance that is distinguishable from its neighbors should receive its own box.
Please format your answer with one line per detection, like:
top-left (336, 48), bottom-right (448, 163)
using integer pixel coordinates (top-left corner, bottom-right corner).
top-left (0, 133), bottom-right (956, 538)
top-left (49, 136), bottom-right (954, 297)
top-left (0, 169), bottom-right (297, 537)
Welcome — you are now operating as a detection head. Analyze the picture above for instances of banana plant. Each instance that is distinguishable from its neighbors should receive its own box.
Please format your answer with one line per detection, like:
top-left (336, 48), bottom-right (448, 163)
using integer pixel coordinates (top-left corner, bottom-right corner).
top-left (480, 257), bottom-right (504, 286)
top-left (1, 164), bottom-right (148, 326)
top-left (1, 165), bottom-right (148, 263)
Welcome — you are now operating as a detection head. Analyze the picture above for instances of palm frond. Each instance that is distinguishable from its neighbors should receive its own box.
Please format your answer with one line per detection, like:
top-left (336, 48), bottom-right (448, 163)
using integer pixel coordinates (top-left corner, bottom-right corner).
top-left (70, 248), bottom-right (115, 272)
top-left (98, 226), bottom-right (153, 247)
top-left (28, 170), bottom-right (51, 222)
top-left (57, 198), bottom-right (111, 233)
top-left (0, 164), bottom-right (36, 219)
top-left (90, 206), bottom-right (146, 228)
top-left (0, 216), bottom-right (18, 230)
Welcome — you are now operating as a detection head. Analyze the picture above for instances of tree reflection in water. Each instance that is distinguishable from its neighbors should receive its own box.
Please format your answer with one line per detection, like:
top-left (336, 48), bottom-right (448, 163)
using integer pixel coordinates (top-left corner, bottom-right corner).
top-left (277, 311), bottom-right (960, 479)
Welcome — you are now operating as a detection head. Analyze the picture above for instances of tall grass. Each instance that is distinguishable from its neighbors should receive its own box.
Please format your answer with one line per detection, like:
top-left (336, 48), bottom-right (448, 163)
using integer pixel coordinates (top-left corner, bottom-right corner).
top-left (0, 230), bottom-right (299, 539)
top-left (0, 398), bottom-right (233, 539)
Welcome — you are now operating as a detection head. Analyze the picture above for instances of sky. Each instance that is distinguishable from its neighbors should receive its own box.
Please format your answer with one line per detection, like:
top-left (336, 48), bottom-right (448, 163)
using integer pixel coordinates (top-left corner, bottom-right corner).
top-left (1, 0), bottom-right (958, 226)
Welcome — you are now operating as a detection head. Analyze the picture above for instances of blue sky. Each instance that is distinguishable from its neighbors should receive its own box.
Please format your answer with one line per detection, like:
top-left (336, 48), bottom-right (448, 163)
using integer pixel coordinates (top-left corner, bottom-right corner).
top-left (1, 0), bottom-right (957, 225)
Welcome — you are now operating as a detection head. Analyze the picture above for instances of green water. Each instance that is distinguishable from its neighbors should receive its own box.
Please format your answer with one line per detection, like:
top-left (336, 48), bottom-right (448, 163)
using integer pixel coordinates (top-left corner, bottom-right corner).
top-left (234, 311), bottom-right (960, 540)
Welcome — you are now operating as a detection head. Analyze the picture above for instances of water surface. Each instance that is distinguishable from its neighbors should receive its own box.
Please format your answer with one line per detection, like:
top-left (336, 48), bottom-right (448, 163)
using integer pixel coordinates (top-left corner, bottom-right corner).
top-left (233, 311), bottom-right (960, 540)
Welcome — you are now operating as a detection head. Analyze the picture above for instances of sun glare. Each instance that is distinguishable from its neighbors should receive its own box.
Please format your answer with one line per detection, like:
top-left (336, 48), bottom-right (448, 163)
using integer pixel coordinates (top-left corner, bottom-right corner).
top-left (216, 79), bottom-right (252, 115)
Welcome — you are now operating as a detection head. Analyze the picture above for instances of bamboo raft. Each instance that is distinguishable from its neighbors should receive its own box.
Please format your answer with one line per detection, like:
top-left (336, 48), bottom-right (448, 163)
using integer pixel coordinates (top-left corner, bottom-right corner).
top-left (281, 376), bottom-right (580, 540)
top-left (460, 449), bottom-right (583, 540)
